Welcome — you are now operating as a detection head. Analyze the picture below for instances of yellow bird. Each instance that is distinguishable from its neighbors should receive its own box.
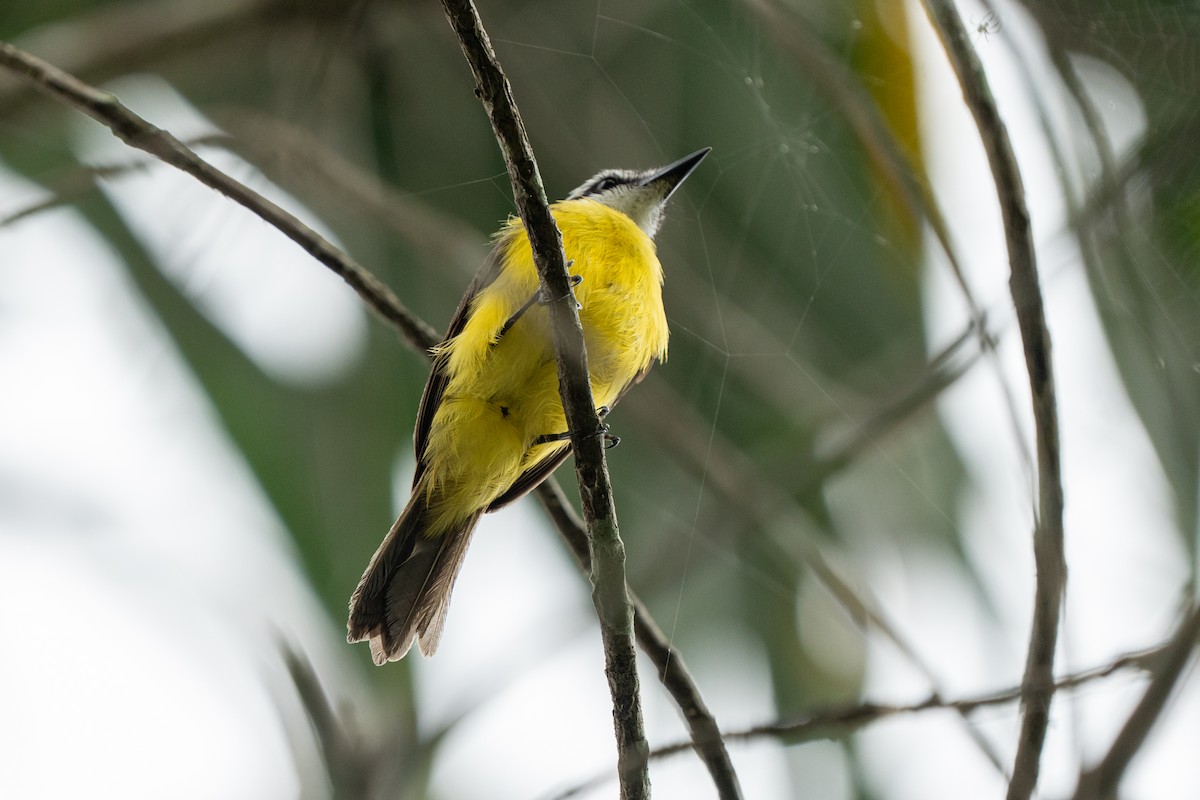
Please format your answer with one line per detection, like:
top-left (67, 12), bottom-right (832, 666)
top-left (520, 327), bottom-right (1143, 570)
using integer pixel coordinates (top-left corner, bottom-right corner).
top-left (348, 148), bottom-right (710, 664)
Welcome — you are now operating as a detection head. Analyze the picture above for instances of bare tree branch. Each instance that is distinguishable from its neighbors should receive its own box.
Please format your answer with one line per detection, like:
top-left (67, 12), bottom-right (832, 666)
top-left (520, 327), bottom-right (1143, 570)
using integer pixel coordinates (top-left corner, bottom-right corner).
top-left (676, 642), bottom-right (1159, 750)
top-left (630, 374), bottom-right (1010, 775)
top-left (553, 642), bottom-right (1165, 800)
top-left (0, 40), bottom-right (440, 352)
top-left (437, 2), bottom-right (651, 796)
top-left (536, 480), bottom-right (743, 799)
top-left (1072, 603), bottom-right (1200, 800)
top-left (915, 5), bottom-right (1067, 799)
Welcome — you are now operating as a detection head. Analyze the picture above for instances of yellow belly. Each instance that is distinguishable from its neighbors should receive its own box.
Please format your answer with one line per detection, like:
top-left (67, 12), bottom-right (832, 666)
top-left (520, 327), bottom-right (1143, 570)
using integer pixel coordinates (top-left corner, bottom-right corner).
top-left (420, 199), bottom-right (669, 533)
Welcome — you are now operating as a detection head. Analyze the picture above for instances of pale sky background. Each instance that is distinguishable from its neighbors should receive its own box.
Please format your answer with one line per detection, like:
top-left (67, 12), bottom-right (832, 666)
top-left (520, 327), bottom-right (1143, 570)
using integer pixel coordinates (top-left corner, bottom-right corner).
top-left (1, 1), bottom-right (1197, 798)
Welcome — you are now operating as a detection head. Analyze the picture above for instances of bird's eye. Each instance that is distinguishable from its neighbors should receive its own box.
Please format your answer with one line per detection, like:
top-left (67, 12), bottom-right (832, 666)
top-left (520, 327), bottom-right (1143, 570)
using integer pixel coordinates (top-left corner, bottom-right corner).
top-left (592, 176), bottom-right (618, 192)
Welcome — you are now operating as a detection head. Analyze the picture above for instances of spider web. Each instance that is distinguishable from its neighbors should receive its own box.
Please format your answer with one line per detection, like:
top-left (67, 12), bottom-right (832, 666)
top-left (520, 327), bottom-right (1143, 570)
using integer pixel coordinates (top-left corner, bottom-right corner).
top-left (2, 1), bottom-right (1198, 799)
top-left (413, 2), bottom-right (1198, 799)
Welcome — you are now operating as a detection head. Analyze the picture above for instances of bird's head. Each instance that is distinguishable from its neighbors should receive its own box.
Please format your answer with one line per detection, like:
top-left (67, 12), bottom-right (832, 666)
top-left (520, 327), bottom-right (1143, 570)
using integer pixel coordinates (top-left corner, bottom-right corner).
top-left (566, 148), bottom-right (710, 238)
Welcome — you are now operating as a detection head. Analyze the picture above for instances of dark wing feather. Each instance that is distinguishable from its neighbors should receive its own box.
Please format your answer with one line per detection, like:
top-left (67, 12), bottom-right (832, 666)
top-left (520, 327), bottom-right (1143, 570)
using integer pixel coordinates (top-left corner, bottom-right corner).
top-left (613, 360), bottom-right (657, 406)
top-left (412, 240), bottom-right (508, 487)
top-left (487, 445), bottom-right (571, 511)
top-left (347, 483), bottom-right (482, 662)
top-left (486, 357), bottom-right (659, 512)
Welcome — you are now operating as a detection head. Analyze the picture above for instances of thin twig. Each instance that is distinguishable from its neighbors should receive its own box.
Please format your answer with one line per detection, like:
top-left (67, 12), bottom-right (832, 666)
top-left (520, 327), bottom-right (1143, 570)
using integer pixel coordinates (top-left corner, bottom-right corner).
top-left (552, 643), bottom-right (1164, 800)
top-left (280, 644), bottom-right (374, 800)
top-left (1072, 603), bottom-right (1200, 800)
top-left (629, 375), bottom-right (1010, 775)
top-left (0, 40), bottom-right (440, 353)
top-left (675, 642), bottom-right (1160, 752)
top-left (744, 0), bottom-right (1035, 490)
top-left (0, 159), bottom-right (158, 228)
top-left (916, 5), bottom-right (1067, 800)
top-left (210, 109), bottom-right (488, 278)
top-left (436, 3), bottom-right (651, 798)
top-left (805, 320), bottom-right (985, 489)
top-left (536, 481), bottom-right (743, 799)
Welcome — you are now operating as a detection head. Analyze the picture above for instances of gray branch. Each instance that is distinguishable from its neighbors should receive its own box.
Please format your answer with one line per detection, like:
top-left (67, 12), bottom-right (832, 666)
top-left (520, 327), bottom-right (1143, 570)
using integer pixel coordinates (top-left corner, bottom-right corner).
top-left (1072, 604), bottom-right (1200, 800)
top-left (554, 643), bottom-right (1164, 800)
top-left (536, 481), bottom-right (743, 799)
top-left (436, 3), bottom-right (651, 797)
top-left (915, 5), bottom-right (1067, 799)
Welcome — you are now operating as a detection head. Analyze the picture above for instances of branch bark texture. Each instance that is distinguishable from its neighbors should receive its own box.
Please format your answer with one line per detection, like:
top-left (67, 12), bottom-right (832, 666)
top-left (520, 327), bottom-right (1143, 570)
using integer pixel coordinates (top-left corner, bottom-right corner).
top-left (436, 3), bottom-right (650, 797)
top-left (536, 481), bottom-right (743, 799)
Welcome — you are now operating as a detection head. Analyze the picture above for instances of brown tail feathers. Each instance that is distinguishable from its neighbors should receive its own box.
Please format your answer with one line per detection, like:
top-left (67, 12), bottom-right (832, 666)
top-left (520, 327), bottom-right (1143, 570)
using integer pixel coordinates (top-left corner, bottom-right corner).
top-left (347, 491), bottom-right (481, 664)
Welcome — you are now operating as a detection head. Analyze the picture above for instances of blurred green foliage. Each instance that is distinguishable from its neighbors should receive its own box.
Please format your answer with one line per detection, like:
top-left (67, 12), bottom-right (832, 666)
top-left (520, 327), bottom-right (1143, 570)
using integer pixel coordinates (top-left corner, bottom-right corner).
top-left (3, 0), bottom-right (1198, 796)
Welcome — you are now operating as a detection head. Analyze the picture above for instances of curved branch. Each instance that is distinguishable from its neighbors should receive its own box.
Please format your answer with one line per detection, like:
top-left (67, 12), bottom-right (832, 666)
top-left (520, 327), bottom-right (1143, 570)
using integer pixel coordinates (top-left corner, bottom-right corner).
top-left (915, 5), bottom-right (1067, 800)
top-left (1072, 604), bottom-right (1200, 800)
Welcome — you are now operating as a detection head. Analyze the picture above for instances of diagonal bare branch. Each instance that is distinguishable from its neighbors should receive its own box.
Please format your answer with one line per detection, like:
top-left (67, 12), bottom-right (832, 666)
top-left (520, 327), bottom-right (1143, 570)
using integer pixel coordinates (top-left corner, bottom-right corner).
top-left (1072, 603), bottom-right (1200, 800)
top-left (0, 40), bottom-right (440, 353)
top-left (554, 642), bottom-right (1165, 800)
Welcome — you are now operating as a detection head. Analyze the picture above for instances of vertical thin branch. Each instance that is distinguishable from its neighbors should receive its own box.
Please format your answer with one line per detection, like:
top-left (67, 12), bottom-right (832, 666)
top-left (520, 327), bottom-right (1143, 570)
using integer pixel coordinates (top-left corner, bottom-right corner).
top-left (916, 4), bottom-right (1067, 800)
top-left (436, 3), bottom-right (650, 798)
top-left (536, 481), bottom-right (744, 799)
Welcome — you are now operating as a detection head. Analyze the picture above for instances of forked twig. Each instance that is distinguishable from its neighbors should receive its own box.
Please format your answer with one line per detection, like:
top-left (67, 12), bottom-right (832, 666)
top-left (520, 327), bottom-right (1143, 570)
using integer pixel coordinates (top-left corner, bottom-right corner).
top-left (536, 481), bottom-right (743, 799)
top-left (554, 642), bottom-right (1165, 799)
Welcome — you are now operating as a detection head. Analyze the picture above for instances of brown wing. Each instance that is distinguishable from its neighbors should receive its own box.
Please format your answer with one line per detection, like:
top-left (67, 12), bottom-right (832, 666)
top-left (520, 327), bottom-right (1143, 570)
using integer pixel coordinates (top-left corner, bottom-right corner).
top-left (411, 240), bottom-right (507, 487)
top-left (486, 445), bottom-right (571, 511)
top-left (485, 359), bottom-right (658, 511)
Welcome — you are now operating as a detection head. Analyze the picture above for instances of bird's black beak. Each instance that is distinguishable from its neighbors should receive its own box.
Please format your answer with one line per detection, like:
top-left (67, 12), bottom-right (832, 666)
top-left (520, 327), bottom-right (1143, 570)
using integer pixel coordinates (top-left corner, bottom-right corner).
top-left (640, 147), bottom-right (711, 202)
